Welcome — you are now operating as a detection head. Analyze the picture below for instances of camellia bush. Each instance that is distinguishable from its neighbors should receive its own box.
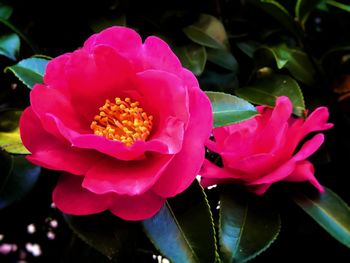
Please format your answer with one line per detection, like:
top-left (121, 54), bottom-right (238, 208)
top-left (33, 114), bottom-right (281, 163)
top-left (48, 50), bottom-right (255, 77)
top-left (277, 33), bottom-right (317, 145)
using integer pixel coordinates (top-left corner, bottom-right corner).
top-left (0, 0), bottom-right (350, 262)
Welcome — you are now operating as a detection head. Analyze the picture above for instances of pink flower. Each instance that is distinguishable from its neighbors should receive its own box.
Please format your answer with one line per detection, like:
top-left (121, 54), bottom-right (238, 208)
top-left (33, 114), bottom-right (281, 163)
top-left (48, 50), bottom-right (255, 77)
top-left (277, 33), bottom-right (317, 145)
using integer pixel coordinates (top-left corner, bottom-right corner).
top-left (19, 26), bottom-right (212, 220)
top-left (200, 96), bottom-right (332, 195)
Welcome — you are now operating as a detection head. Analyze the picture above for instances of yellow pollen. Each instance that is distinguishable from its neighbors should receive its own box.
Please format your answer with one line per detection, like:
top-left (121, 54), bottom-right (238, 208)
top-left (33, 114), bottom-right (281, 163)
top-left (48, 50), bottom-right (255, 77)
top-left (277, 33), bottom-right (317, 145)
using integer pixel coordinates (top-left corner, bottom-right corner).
top-left (90, 97), bottom-right (153, 146)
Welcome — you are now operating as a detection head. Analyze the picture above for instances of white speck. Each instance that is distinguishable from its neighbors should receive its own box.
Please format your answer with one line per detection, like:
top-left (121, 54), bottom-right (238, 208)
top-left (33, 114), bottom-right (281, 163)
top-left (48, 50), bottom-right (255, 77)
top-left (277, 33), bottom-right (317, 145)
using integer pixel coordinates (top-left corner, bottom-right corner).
top-left (152, 254), bottom-right (157, 259)
top-left (157, 255), bottom-right (162, 263)
top-left (162, 258), bottom-right (170, 263)
top-left (196, 175), bottom-right (201, 182)
top-left (11, 83), bottom-right (17, 90)
top-left (51, 203), bottom-right (56, 208)
top-left (49, 220), bottom-right (58, 228)
top-left (25, 243), bottom-right (42, 257)
top-left (47, 231), bottom-right (55, 240)
top-left (0, 234), bottom-right (4, 241)
top-left (207, 184), bottom-right (217, 190)
top-left (216, 201), bottom-right (221, 210)
top-left (27, 224), bottom-right (36, 234)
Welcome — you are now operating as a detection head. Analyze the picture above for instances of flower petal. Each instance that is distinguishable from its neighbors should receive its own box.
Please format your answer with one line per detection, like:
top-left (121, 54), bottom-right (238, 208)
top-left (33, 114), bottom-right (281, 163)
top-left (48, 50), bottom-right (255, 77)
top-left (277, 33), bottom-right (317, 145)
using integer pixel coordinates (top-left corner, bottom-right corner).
top-left (152, 71), bottom-right (213, 197)
top-left (109, 190), bottom-right (165, 221)
top-left (200, 159), bottom-right (240, 179)
top-left (44, 54), bottom-right (71, 93)
top-left (284, 160), bottom-right (324, 192)
top-left (53, 174), bottom-right (111, 215)
top-left (83, 154), bottom-right (174, 195)
top-left (20, 107), bottom-right (101, 175)
top-left (65, 45), bottom-right (133, 120)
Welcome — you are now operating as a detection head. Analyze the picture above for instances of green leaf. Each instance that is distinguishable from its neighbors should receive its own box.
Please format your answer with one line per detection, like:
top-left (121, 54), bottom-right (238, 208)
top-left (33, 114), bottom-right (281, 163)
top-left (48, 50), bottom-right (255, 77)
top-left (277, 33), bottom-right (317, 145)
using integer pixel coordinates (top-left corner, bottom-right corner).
top-left (235, 74), bottom-right (306, 117)
top-left (5, 57), bottom-right (49, 89)
top-left (293, 187), bottom-right (350, 248)
top-left (295, 0), bottom-right (324, 26)
top-left (183, 14), bottom-right (228, 50)
top-left (220, 186), bottom-right (281, 263)
top-left (206, 91), bottom-right (258, 128)
top-left (326, 1), bottom-right (350, 12)
top-left (64, 213), bottom-right (137, 260)
top-left (199, 71), bottom-right (238, 93)
top-left (0, 4), bottom-right (13, 20)
top-left (250, 0), bottom-right (303, 40)
top-left (0, 155), bottom-right (41, 209)
top-left (0, 151), bottom-right (14, 192)
top-left (236, 41), bottom-right (260, 58)
top-left (0, 110), bottom-right (29, 154)
top-left (207, 48), bottom-right (239, 73)
top-left (174, 43), bottom-right (207, 76)
top-left (143, 180), bottom-right (217, 263)
top-left (0, 33), bottom-right (20, 60)
top-left (255, 45), bottom-right (316, 86)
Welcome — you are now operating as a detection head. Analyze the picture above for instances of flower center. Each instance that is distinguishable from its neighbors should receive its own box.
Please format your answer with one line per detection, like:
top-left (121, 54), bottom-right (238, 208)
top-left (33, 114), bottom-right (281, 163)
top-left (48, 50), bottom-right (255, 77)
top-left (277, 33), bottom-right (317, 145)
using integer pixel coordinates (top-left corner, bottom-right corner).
top-left (90, 97), bottom-right (153, 147)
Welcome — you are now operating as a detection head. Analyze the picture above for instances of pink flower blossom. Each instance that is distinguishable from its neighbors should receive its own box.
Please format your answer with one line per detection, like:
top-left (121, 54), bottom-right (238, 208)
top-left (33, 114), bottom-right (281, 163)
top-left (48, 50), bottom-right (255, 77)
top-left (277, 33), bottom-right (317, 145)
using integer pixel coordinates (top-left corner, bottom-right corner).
top-left (20, 26), bottom-right (212, 220)
top-left (200, 96), bottom-right (332, 195)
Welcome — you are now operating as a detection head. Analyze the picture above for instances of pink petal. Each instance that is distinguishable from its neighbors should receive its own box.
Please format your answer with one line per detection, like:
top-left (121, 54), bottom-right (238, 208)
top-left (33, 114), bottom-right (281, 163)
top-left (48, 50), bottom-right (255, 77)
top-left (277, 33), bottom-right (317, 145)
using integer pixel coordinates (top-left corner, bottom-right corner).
top-left (20, 107), bottom-right (101, 175)
top-left (293, 134), bottom-right (324, 161)
top-left (285, 160), bottom-right (324, 192)
top-left (302, 107), bottom-right (333, 135)
top-left (83, 26), bottom-right (142, 63)
top-left (152, 72), bottom-right (213, 197)
top-left (141, 36), bottom-right (182, 74)
top-left (43, 54), bottom-right (71, 93)
top-left (200, 159), bottom-right (240, 179)
top-left (248, 183), bottom-right (272, 195)
top-left (65, 45), bottom-right (133, 120)
top-left (30, 84), bottom-right (89, 136)
top-left (109, 190), bottom-right (165, 221)
top-left (83, 154), bottom-right (174, 195)
top-left (53, 174), bottom-right (111, 215)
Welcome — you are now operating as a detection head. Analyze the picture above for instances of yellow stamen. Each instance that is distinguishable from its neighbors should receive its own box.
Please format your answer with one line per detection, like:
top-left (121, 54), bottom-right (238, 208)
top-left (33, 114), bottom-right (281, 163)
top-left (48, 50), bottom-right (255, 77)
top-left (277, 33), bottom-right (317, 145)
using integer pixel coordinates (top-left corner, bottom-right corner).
top-left (90, 97), bottom-right (153, 146)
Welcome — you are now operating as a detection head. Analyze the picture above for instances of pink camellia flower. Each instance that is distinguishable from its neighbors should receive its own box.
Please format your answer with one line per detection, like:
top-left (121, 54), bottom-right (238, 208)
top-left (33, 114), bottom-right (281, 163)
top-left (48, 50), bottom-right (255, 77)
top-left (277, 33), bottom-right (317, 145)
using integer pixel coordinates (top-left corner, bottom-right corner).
top-left (19, 26), bottom-right (212, 220)
top-left (200, 96), bottom-right (332, 195)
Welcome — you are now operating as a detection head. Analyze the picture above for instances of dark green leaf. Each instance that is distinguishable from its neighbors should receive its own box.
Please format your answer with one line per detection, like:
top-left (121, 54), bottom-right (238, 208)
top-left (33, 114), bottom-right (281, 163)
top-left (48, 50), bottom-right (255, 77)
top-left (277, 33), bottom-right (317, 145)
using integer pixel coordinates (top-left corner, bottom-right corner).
top-left (0, 4), bottom-right (13, 20)
top-left (64, 213), bottom-right (137, 260)
top-left (0, 156), bottom-right (41, 209)
top-left (236, 74), bottom-right (306, 117)
top-left (326, 1), bottom-right (350, 12)
top-left (183, 14), bottom-right (228, 50)
top-left (295, 0), bottom-right (324, 26)
top-left (293, 187), bottom-right (350, 248)
top-left (0, 33), bottom-right (20, 60)
top-left (0, 110), bottom-right (29, 154)
top-left (236, 41), bottom-right (260, 58)
top-left (220, 186), bottom-right (281, 263)
top-left (0, 151), bottom-right (14, 193)
top-left (206, 91), bottom-right (258, 128)
top-left (143, 180), bottom-right (217, 263)
top-left (250, 0), bottom-right (303, 40)
top-left (207, 49), bottom-right (239, 73)
top-left (199, 71), bottom-right (238, 93)
top-left (174, 43), bottom-right (207, 76)
top-left (255, 45), bottom-right (316, 86)
top-left (5, 57), bottom-right (49, 89)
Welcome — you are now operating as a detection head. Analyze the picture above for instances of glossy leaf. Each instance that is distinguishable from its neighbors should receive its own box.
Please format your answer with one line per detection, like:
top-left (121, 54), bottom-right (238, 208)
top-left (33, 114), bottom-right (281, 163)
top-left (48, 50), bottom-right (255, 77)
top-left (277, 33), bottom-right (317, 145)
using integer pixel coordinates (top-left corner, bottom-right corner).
top-left (0, 4), bottom-right (13, 20)
top-left (5, 57), bottom-right (49, 89)
top-left (207, 48), bottom-right (239, 73)
top-left (220, 186), bottom-right (281, 263)
top-left (183, 14), bottom-right (228, 50)
top-left (250, 0), bottom-right (303, 40)
top-left (255, 45), bottom-right (316, 86)
top-left (295, 0), bottom-right (323, 26)
top-left (0, 156), bottom-right (40, 209)
top-left (236, 41), bottom-right (260, 58)
top-left (293, 187), bottom-right (350, 248)
top-left (174, 43), bottom-right (207, 76)
top-left (0, 33), bottom-right (20, 60)
top-left (64, 213), bottom-right (137, 260)
top-left (236, 74), bottom-right (306, 117)
top-left (206, 91), bottom-right (258, 128)
top-left (143, 180), bottom-right (217, 263)
top-left (0, 110), bottom-right (29, 154)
